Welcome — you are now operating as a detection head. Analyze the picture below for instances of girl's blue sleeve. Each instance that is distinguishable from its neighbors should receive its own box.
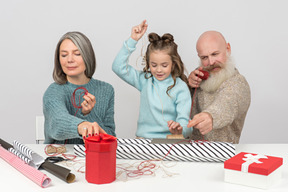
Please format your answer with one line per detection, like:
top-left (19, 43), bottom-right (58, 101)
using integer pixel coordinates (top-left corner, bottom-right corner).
top-left (112, 38), bottom-right (144, 91)
top-left (174, 82), bottom-right (193, 138)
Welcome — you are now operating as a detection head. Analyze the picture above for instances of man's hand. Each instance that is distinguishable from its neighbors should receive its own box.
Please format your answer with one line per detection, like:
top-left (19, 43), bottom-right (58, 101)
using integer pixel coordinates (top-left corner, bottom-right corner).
top-left (188, 67), bottom-right (204, 88)
top-left (187, 112), bottom-right (213, 135)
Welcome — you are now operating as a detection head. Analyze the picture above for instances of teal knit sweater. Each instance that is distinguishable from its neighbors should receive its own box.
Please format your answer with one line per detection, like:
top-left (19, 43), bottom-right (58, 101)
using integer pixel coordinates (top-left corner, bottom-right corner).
top-left (112, 38), bottom-right (192, 139)
top-left (43, 78), bottom-right (115, 144)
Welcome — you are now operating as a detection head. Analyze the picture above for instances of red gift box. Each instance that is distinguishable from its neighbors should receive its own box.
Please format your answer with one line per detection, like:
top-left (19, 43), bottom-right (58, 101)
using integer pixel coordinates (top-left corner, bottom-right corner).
top-left (85, 134), bottom-right (117, 184)
top-left (224, 152), bottom-right (283, 189)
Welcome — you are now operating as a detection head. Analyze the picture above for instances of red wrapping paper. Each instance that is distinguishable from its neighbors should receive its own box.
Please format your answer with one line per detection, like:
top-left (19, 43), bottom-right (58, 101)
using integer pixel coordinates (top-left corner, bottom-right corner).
top-left (0, 146), bottom-right (51, 188)
top-left (85, 133), bottom-right (117, 184)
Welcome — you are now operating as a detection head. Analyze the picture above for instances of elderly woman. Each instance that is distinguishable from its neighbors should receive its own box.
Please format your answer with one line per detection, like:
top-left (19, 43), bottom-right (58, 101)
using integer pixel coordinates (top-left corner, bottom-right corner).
top-left (43, 31), bottom-right (115, 144)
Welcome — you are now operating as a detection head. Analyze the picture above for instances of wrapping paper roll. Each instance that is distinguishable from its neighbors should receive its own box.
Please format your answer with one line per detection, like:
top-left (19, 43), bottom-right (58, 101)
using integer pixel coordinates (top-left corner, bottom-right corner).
top-left (0, 138), bottom-right (13, 149)
top-left (75, 138), bottom-right (235, 162)
top-left (12, 140), bottom-right (45, 169)
top-left (0, 138), bottom-right (75, 183)
top-left (0, 145), bottom-right (51, 188)
top-left (41, 161), bottom-right (75, 183)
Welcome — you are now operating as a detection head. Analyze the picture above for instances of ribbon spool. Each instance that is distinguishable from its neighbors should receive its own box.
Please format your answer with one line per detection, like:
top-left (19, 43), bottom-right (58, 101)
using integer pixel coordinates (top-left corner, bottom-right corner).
top-left (198, 69), bottom-right (209, 80)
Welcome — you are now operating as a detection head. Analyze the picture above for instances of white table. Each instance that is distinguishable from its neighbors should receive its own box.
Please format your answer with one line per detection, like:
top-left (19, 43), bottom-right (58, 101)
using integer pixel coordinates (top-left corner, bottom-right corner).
top-left (0, 144), bottom-right (287, 192)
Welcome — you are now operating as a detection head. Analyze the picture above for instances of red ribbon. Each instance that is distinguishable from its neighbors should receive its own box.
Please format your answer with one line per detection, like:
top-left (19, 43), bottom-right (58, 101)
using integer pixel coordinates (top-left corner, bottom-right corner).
top-left (85, 133), bottom-right (117, 143)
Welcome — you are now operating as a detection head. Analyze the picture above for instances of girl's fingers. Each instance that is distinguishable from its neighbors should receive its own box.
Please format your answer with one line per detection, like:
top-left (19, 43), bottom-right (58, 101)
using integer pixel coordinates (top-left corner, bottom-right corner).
top-left (167, 120), bottom-right (173, 127)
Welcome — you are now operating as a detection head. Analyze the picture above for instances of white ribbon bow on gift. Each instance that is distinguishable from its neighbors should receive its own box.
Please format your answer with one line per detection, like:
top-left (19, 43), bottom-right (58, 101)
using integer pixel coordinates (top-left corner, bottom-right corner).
top-left (241, 154), bottom-right (268, 173)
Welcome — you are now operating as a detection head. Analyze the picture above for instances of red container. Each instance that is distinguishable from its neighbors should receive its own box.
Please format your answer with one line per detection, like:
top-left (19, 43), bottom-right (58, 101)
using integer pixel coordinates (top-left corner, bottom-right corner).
top-left (85, 134), bottom-right (117, 184)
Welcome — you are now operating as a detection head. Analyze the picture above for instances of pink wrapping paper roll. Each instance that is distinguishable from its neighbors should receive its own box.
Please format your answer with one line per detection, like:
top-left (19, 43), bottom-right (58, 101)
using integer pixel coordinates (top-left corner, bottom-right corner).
top-left (0, 146), bottom-right (51, 188)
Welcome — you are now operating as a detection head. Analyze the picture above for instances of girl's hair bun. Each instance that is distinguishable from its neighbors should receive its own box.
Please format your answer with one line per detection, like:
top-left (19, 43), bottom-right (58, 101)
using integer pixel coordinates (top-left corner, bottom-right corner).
top-left (161, 33), bottom-right (174, 43)
top-left (148, 32), bottom-right (161, 43)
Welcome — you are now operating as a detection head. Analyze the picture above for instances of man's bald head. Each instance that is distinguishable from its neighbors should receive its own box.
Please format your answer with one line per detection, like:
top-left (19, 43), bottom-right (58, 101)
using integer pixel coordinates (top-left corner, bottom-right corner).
top-left (196, 31), bottom-right (231, 71)
top-left (196, 31), bottom-right (236, 93)
top-left (196, 31), bottom-right (227, 52)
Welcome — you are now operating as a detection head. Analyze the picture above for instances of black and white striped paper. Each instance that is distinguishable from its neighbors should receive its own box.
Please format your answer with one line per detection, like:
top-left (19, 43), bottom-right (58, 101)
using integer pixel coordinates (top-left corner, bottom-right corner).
top-left (11, 140), bottom-right (45, 169)
top-left (8, 148), bottom-right (31, 164)
top-left (74, 138), bottom-right (235, 162)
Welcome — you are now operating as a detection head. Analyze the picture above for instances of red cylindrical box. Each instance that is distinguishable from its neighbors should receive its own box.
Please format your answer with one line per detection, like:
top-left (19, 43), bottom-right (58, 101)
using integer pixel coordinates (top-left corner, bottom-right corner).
top-left (85, 134), bottom-right (117, 184)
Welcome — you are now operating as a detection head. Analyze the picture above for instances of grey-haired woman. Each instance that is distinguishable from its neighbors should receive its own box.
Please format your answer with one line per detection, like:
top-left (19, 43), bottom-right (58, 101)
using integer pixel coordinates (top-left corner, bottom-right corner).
top-left (43, 31), bottom-right (115, 144)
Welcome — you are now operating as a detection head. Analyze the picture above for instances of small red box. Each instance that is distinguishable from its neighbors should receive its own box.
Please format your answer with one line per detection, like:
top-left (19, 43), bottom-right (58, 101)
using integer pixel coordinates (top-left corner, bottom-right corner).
top-left (85, 134), bottom-right (117, 184)
top-left (224, 152), bottom-right (283, 189)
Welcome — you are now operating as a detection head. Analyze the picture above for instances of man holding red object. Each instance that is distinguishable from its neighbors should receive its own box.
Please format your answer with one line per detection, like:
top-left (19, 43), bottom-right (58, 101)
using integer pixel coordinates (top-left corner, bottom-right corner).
top-left (187, 31), bottom-right (251, 144)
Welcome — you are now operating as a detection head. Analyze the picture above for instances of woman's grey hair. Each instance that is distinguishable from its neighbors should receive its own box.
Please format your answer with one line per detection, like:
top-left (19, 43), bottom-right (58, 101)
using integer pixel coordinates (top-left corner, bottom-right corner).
top-left (53, 31), bottom-right (96, 84)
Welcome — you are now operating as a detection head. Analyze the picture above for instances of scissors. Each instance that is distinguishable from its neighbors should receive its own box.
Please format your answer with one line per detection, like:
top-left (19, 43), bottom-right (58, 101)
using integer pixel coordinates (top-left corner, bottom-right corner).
top-left (45, 156), bottom-right (70, 163)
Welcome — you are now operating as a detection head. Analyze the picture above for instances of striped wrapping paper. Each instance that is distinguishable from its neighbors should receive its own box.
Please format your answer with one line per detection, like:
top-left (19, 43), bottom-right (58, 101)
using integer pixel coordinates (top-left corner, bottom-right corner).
top-left (11, 140), bottom-right (45, 169)
top-left (74, 138), bottom-right (235, 162)
top-left (0, 146), bottom-right (51, 188)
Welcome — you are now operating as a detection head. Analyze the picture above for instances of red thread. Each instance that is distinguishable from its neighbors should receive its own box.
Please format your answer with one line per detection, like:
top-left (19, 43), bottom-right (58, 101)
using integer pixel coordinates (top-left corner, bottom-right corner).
top-left (190, 87), bottom-right (197, 118)
top-left (117, 160), bottom-right (156, 177)
top-left (63, 87), bottom-right (88, 144)
top-left (71, 87), bottom-right (88, 116)
top-left (190, 70), bottom-right (210, 143)
top-left (117, 139), bottom-right (191, 178)
top-left (190, 87), bottom-right (207, 142)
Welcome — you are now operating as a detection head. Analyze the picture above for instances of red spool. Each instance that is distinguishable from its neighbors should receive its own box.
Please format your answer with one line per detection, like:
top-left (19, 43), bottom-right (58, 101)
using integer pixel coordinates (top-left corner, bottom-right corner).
top-left (85, 134), bottom-right (117, 184)
top-left (198, 69), bottom-right (209, 80)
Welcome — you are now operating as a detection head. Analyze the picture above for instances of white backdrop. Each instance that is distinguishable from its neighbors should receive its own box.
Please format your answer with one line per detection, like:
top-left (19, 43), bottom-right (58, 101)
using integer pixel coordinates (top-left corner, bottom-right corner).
top-left (0, 0), bottom-right (287, 144)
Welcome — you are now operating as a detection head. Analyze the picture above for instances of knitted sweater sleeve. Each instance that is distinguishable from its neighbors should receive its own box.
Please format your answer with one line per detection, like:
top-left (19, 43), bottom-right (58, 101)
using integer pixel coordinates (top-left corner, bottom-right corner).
top-left (43, 84), bottom-right (84, 143)
top-left (112, 38), bottom-right (144, 91)
top-left (203, 74), bottom-right (251, 129)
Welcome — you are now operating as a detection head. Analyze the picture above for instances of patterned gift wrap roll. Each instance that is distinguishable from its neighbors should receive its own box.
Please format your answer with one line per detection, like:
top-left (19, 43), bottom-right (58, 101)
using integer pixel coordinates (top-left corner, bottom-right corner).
top-left (74, 138), bottom-right (235, 162)
top-left (0, 146), bottom-right (51, 188)
top-left (12, 140), bottom-right (45, 169)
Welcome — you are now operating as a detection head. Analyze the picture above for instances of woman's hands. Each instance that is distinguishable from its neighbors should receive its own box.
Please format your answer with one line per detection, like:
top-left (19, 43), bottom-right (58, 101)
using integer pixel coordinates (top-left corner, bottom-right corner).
top-left (131, 20), bottom-right (148, 41)
top-left (81, 92), bottom-right (96, 115)
top-left (78, 121), bottom-right (107, 139)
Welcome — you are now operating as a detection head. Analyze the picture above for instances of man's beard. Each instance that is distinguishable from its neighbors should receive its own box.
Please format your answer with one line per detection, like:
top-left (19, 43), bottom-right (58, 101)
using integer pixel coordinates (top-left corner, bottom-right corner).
top-left (200, 56), bottom-right (236, 93)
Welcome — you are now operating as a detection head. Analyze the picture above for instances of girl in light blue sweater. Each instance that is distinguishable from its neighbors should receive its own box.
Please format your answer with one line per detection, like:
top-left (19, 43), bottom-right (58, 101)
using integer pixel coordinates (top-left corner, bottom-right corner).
top-left (112, 20), bottom-right (192, 139)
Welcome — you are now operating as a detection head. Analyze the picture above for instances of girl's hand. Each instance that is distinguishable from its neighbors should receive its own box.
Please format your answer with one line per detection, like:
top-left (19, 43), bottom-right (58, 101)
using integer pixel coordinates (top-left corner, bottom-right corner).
top-left (78, 121), bottom-right (107, 139)
top-left (131, 20), bottom-right (148, 41)
top-left (167, 120), bottom-right (183, 135)
top-left (81, 92), bottom-right (96, 115)
top-left (188, 67), bottom-right (204, 88)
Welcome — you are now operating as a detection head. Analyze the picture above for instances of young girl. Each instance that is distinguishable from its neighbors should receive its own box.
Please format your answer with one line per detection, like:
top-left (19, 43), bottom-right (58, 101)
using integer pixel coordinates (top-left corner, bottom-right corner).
top-left (112, 20), bottom-right (192, 139)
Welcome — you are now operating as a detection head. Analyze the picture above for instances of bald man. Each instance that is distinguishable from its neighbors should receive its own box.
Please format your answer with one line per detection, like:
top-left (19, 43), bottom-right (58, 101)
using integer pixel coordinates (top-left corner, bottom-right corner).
top-left (187, 31), bottom-right (251, 144)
